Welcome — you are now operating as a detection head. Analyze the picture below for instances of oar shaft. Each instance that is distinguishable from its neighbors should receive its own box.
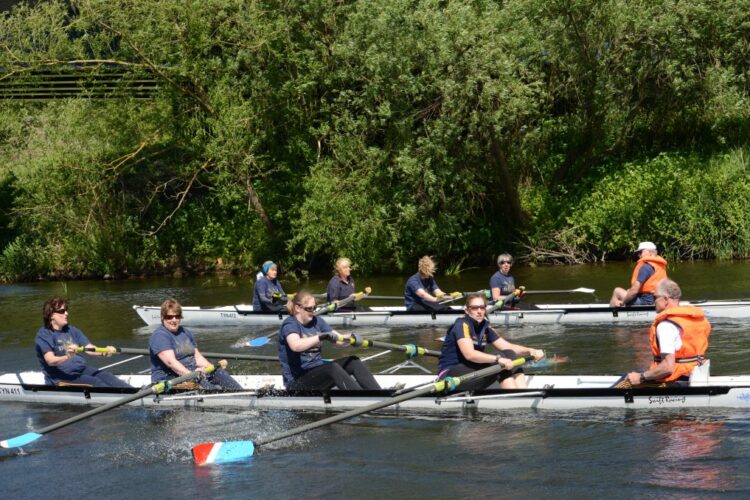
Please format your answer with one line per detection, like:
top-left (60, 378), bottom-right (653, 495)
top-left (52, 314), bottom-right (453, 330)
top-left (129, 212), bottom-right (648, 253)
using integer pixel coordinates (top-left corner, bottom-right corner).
top-left (85, 347), bottom-right (278, 362)
top-left (347, 336), bottom-right (440, 357)
top-left (35, 369), bottom-right (205, 435)
top-left (316, 287), bottom-right (372, 315)
top-left (522, 288), bottom-right (595, 295)
top-left (256, 358), bottom-right (527, 447)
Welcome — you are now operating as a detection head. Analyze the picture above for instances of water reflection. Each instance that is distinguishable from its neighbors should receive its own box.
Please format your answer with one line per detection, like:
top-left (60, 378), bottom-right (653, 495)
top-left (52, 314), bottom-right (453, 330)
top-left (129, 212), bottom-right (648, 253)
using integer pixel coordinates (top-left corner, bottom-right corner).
top-left (626, 413), bottom-right (732, 493)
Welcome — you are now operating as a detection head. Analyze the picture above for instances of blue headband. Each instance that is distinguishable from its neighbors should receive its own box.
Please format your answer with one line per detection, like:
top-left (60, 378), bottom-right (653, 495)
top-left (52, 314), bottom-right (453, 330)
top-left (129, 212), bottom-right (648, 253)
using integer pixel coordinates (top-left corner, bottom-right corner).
top-left (262, 261), bottom-right (276, 275)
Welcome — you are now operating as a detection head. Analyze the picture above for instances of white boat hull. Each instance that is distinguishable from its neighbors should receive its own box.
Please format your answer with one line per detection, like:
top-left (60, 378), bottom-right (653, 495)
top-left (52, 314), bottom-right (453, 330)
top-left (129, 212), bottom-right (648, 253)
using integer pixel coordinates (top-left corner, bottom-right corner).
top-left (132, 300), bottom-right (750, 327)
top-left (4, 369), bottom-right (750, 411)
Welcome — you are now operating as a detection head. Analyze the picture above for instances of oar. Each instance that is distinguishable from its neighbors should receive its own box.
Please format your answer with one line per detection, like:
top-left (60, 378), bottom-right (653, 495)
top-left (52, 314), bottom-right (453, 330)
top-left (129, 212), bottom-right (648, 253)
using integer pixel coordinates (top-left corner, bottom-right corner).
top-left (329, 333), bottom-right (441, 357)
top-left (521, 287), bottom-right (595, 295)
top-left (247, 287), bottom-right (372, 348)
top-left (314, 286), bottom-right (372, 314)
top-left (191, 357), bottom-right (529, 464)
top-left (81, 346), bottom-right (278, 362)
top-left (1, 367), bottom-right (212, 449)
top-left (486, 287), bottom-right (524, 313)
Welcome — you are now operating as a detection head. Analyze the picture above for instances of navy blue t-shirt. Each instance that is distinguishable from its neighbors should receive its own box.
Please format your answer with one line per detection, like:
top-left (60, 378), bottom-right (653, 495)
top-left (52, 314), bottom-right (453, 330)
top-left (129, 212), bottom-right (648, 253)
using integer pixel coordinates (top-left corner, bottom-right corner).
top-left (633, 263), bottom-right (655, 304)
top-left (404, 273), bottom-right (440, 310)
top-left (326, 275), bottom-right (355, 303)
top-left (438, 317), bottom-right (500, 372)
top-left (489, 271), bottom-right (515, 295)
top-left (35, 324), bottom-right (91, 384)
top-left (253, 276), bottom-right (286, 311)
top-left (278, 315), bottom-right (332, 387)
top-left (149, 324), bottom-right (198, 382)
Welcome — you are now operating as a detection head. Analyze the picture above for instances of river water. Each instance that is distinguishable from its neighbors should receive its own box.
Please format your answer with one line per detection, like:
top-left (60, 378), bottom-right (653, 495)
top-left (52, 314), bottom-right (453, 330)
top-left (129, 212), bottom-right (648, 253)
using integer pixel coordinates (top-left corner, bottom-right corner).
top-left (2, 261), bottom-right (750, 498)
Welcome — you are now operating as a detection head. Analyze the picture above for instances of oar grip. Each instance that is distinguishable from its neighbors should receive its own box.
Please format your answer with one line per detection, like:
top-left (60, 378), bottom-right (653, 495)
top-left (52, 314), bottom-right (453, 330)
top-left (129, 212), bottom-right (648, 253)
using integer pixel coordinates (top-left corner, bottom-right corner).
top-left (349, 333), bottom-right (367, 347)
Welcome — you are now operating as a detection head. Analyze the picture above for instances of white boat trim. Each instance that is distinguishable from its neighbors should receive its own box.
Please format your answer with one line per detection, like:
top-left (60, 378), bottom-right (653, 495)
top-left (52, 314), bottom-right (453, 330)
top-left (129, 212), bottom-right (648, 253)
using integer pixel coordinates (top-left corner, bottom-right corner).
top-left (132, 299), bottom-right (750, 327)
top-left (4, 363), bottom-right (750, 411)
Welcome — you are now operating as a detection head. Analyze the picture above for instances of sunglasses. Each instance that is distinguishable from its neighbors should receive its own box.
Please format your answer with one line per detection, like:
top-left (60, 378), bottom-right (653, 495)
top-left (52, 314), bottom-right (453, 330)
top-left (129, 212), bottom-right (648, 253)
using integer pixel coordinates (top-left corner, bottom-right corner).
top-left (499, 260), bottom-right (512, 265)
top-left (296, 304), bottom-right (317, 313)
top-left (467, 305), bottom-right (487, 311)
top-left (54, 308), bottom-right (68, 314)
top-left (164, 314), bottom-right (182, 320)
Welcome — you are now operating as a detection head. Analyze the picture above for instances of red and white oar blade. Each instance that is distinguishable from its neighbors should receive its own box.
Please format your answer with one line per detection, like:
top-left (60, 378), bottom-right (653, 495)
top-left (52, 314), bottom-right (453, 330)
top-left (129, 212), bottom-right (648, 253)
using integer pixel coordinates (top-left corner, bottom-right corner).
top-left (192, 441), bottom-right (255, 465)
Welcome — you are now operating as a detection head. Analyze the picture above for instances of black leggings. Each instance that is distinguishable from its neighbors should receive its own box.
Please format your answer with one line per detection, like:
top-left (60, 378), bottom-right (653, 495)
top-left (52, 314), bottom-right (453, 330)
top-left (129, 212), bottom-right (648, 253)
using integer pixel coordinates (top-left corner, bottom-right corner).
top-left (289, 356), bottom-right (381, 390)
top-left (50, 366), bottom-right (133, 388)
top-left (408, 301), bottom-right (449, 312)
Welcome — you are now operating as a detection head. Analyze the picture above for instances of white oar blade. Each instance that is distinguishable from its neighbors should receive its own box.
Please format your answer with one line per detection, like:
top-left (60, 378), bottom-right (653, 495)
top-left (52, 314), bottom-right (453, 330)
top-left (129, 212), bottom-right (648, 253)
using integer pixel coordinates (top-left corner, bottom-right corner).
top-left (247, 337), bottom-right (271, 348)
top-left (1, 432), bottom-right (43, 449)
top-left (192, 441), bottom-right (255, 465)
top-left (573, 288), bottom-right (596, 294)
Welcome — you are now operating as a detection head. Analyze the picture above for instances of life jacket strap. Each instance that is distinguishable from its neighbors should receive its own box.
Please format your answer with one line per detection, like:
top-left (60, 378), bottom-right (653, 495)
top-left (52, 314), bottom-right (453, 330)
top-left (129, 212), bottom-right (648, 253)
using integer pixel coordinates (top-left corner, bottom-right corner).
top-left (652, 355), bottom-right (705, 364)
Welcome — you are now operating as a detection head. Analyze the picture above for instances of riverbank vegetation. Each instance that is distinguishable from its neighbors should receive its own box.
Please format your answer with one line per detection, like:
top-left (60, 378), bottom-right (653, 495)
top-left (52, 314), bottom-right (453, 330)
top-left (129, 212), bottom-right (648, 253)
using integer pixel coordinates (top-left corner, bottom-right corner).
top-left (0, 0), bottom-right (748, 281)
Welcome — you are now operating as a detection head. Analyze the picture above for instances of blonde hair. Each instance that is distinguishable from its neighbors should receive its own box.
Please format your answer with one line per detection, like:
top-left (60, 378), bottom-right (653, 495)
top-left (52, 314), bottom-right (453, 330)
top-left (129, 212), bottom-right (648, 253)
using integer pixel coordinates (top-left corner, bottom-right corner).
top-left (160, 298), bottom-right (183, 319)
top-left (335, 257), bottom-right (351, 274)
top-left (418, 256), bottom-right (436, 277)
top-left (287, 291), bottom-right (316, 315)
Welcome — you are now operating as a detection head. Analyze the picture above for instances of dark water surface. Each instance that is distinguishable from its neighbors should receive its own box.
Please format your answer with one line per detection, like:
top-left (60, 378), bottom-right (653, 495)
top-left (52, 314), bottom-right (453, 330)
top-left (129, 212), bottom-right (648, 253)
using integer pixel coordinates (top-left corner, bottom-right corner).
top-left (2, 262), bottom-right (750, 498)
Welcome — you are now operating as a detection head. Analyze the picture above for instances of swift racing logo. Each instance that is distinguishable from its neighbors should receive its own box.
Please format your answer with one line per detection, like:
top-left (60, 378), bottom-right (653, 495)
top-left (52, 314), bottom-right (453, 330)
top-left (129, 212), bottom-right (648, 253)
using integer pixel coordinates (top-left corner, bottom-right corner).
top-left (648, 395), bottom-right (686, 405)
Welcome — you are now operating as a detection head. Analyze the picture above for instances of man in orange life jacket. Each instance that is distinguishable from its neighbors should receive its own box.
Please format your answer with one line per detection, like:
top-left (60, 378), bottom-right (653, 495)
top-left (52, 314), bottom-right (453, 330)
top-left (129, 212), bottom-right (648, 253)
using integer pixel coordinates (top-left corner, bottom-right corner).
top-left (625, 278), bottom-right (711, 386)
top-left (609, 241), bottom-right (668, 307)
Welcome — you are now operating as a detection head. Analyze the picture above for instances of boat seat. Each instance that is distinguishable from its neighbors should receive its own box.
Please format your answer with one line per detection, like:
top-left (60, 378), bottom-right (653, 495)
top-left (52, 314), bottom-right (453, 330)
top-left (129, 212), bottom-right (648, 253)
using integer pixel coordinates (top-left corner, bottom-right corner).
top-left (689, 359), bottom-right (711, 386)
top-left (56, 381), bottom-right (94, 388)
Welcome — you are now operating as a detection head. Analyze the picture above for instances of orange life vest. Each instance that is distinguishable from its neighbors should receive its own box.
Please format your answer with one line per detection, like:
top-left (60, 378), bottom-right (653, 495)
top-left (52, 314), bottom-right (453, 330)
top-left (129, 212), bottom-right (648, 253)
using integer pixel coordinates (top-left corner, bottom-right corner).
top-left (630, 255), bottom-right (668, 294)
top-left (649, 306), bottom-right (711, 382)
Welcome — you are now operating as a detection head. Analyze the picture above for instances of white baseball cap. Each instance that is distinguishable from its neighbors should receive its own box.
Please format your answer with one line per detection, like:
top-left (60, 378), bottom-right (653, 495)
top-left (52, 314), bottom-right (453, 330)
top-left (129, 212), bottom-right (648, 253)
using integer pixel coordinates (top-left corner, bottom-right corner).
top-left (636, 241), bottom-right (657, 252)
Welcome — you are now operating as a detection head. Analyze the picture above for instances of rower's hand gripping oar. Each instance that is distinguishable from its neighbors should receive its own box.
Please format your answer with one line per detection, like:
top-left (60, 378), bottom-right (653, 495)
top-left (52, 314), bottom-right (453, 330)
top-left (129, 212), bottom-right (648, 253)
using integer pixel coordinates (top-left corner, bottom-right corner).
top-left (322, 332), bottom-right (441, 358)
top-left (486, 287), bottom-right (524, 313)
top-left (314, 287), bottom-right (372, 315)
top-left (246, 287), bottom-right (372, 348)
top-left (83, 346), bottom-right (278, 362)
top-left (191, 357), bottom-right (531, 465)
top-left (435, 290), bottom-right (467, 306)
top-left (0, 366), bottom-right (216, 450)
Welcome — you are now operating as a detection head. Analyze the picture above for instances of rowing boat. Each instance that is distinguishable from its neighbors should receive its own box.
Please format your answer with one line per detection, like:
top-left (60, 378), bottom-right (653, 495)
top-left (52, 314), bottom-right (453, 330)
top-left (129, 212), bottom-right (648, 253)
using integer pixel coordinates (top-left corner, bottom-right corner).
top-left (132, 299), bottom-right (750, 327)
top-left (4, 362), bottom-right (750, 410)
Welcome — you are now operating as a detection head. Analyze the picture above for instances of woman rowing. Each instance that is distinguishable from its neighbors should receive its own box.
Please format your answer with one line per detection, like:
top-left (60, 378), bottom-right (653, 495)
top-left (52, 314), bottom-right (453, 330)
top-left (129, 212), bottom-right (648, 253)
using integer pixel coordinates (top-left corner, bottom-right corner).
top-left (34, 297), bottom-right (132, 388)
top-left (253, 260), bottom-right (286, 312)
top-left (404, 255), bottom-right (461, 312)
top-left (489, 253), bottom-right (521, 307)
top-left (438, 292), bottom-right (545, 390)
top-left (278, 291), bottom-right (381, 390)
top-left (326, 257), bottom-right (357, 312)
top-left (149, 298), bottom-right (242, 391)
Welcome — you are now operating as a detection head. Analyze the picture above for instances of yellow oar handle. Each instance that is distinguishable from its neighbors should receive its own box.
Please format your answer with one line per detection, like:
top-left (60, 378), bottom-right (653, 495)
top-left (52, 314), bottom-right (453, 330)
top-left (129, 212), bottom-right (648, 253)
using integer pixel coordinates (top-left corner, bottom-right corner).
top-left (353, 287), bottom-right (372, 301)
top-left (77, 346), bottom-right (116, 356)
